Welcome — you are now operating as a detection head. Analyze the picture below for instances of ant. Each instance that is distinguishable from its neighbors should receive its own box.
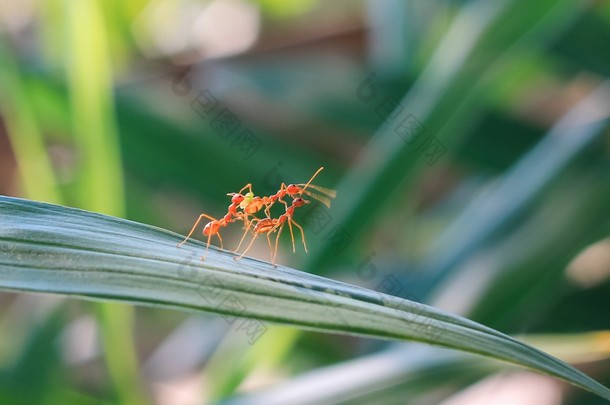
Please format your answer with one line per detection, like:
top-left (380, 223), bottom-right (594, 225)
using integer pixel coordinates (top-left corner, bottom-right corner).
top-left (232, 167), bottom-right (335, 253)
top-left (177, 167), bottom-right (335, 264)
top-left (235, 167), bottom-right (335, 265)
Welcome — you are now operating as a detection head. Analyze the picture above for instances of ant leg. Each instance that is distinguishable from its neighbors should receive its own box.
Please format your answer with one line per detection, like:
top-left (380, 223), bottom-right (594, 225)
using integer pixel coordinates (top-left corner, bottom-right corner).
top-left (177, 213), bottom-right (217, 247)
top-left (273, 223), bottom-right (285, 266)
top-left (234, 225), bottom-right (251, 253)
top-left (235, 231), bottom-right (260, 260)
top-left (233, 216), bottom-right (258, 253)
top-left (290, 219), bottom-right (308, 253)
top-left (286, 219), bottom-right (296, 253)
top-left (263, 202), bottom-right (273, 219)
top-left (238, 183), bottom-right (253, 195)
top-left (202, 228), bottom-right (213, 261)
top-left (216, 232), bottom-right (224, 250)
top-left (234, 226), bottom-right (251, 253)
top-left (266, 233), bottom-right (273, 262)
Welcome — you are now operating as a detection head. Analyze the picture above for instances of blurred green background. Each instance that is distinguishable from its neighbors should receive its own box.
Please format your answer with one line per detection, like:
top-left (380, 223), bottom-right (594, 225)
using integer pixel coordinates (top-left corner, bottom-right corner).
top-left (1, 0), bottom-right (610, 404)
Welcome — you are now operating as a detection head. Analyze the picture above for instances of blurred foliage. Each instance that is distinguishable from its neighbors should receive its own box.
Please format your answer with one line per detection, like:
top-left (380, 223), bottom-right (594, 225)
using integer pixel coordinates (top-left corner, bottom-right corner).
top-left (0, 0), bottom-right (609, 404)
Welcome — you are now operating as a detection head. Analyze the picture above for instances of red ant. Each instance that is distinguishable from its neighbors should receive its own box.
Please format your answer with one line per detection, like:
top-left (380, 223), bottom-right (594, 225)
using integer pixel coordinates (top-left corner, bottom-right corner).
top-left (177, 167), bottom-right (335, 263)
top-left (235, 167), bottom-right (335, 265)
top-left (232, 167), bottom-right (335, 253)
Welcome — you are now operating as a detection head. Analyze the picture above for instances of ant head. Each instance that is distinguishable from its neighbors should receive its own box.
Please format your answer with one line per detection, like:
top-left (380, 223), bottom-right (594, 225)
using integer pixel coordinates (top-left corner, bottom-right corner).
top-left (285, 184), bottom-right (301, 194)
top-left (227, 193), bottom-right (245, 204)
top-left (292, 197), bottom-right (309, 207)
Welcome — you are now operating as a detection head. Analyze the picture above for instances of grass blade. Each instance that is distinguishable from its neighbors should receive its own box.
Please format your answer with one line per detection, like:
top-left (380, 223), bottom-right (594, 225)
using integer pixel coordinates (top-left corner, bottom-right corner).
top-left (0, 196), bottom-right (609, 401)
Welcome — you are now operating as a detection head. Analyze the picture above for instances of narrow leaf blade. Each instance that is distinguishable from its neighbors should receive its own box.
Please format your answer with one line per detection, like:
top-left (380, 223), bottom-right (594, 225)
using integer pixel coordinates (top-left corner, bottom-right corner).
top-left (0, 196), bottom-right (609, 400)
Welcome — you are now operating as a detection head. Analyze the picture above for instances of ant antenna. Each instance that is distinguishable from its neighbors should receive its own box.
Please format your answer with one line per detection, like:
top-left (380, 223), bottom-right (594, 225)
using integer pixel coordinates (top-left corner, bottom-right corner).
top-left (298, 167), bottom-right (324, 196)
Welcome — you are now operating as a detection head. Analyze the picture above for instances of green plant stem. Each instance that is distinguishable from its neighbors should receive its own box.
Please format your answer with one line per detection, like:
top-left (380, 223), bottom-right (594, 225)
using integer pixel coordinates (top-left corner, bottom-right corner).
top-left (0, 40), bottom-right (62, 204)
top-left (63, 1), bottom-right (143, 404)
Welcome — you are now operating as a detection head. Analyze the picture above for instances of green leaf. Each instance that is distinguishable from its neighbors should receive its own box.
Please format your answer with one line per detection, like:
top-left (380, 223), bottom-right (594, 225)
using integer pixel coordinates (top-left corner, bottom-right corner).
top-left (1, 196), bottom-right (609, 401)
